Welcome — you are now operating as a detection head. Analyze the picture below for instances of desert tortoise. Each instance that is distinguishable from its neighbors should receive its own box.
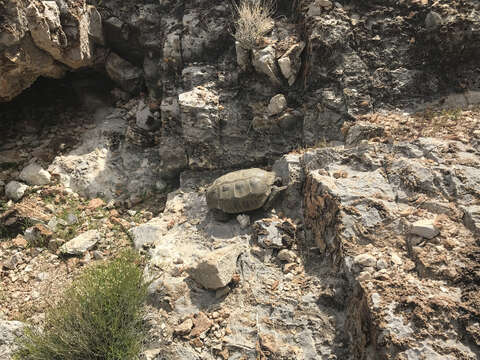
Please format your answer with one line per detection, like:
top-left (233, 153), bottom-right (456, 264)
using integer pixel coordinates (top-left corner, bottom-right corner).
top-left (206, 168), bottom-right (285, 214)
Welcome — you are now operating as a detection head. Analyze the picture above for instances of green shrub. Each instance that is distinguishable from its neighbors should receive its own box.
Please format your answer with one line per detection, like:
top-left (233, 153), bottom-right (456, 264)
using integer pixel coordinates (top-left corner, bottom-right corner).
top-left (232, 0), bottom-right (276, 50)
top-left (14, 250), bottom-right (148, 360)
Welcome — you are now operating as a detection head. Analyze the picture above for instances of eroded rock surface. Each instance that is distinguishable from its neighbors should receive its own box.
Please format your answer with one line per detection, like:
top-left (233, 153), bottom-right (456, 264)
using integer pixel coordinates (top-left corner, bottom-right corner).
top-left (302, 138), bottom-right (480, 359)
top-left (0, 0), bottom-right (103, 101)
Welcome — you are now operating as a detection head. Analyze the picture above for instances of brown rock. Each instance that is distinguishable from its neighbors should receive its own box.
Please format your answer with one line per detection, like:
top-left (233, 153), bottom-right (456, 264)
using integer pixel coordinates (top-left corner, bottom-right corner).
top-left (190, 312), bottom-right (213, 337)
top-left (174, 318), bottom-right (193, 336)
top-left (87, 198), bottom-right (105, 210)
top-left (12, 235), bottom-right (28, 248)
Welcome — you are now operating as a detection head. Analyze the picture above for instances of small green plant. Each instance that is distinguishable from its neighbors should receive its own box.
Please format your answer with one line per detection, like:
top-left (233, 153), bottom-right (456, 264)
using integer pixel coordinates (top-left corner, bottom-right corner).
top-left (232, 0), bottom-right (276, 50)
top-left (14, 250), bottom-right (148, 360)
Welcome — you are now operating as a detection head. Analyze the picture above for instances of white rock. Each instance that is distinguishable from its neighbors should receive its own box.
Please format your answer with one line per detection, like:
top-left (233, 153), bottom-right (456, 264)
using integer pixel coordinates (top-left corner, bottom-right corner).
top-left (236, 214), bottom-right (250, 229)
top-left (278, 42), bottom-right (305, 86)
top-left (189, 244), bottom-right (244, 290)
top-left (410, 219), bottom-right (440, 239)
top-left (390, 252), bottom-right (403, 265)
top-left (60, 230), bottom-right (101, 255)
top-left (0, 319), bottom-right (25, 345)
top-left (5, 181), bottom-right (28, 201)
top-left (20, 163), bottom-right (51, 185)
top-left (268, 94), bottom-right (287, 116)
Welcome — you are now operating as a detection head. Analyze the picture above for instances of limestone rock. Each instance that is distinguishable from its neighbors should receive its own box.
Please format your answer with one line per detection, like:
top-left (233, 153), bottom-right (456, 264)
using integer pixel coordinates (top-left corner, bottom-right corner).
top-left (278, 42), bottom-right (305, 86)
top-left (105, 52), bottom-right (143, 94)
top-left (60, 230), bottom-right (100, 255)
top-left (189, 244), bottom-right (244, 290)
top-left (345, 122), bottom-right (385, 145)
top-left (235, 41), bottom-right (250, 72)
top-left (252, 45), bottom-right (282, 85)
top-left (5, 181), bottom-right (28, 201)
top-left (0, 320), bottom-right (25, 358)
top-left (410, 220), bottom-right (440, 239)
top-left (129, 220), bottom-right (164, 250)
top-left (462, 205), bottom-right (480, 235)
top-left (236, 214), bottom-right (250, 229)
top-left (20, 163), bottom-right (51, 185)
top-left (174, 318), bottom-right (193, 336)
top-left (268, 94), bottom-right (287, 116)
top-left (86, 5), bottom-right (104, 45)
top-left (0, 0), bottom-right (100, 101)
top-left (136, 100), bottom-right (158, 131)
top-left (354, 253), bottom-right (377, 268)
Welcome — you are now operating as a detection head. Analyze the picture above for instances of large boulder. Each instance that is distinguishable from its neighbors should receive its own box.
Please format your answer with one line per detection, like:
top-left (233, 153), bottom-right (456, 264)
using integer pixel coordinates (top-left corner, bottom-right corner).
top-left (19, 163), bottom-right (51, 186)
top-left (0, 0), bottom-right (103, 102)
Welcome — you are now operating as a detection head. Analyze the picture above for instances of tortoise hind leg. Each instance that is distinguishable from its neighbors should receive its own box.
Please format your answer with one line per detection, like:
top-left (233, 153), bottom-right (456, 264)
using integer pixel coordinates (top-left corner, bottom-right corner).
top-left (211, 208), bottom-right (232, 222)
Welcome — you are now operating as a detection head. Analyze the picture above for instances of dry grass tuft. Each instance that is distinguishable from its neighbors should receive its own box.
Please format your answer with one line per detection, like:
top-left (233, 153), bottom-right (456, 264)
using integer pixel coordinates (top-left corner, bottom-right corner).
top-left (232, 0), bottom-right (276, 50)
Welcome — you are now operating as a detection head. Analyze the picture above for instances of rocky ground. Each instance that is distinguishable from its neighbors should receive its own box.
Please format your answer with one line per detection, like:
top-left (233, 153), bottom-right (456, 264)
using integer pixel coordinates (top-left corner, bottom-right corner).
top-left (1, 93), bottom-right (480, 359)
top-left (1, 0), bottom-right (480, 359)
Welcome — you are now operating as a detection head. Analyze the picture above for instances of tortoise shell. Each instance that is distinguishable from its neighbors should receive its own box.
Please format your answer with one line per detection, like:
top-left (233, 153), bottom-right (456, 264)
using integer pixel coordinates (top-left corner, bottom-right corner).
top-left (206, 168), bottom-right (276, 214)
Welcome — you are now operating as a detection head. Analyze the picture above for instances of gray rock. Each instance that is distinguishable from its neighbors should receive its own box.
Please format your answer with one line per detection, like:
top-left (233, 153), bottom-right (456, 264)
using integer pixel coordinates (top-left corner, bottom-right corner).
top-left (59, 230), bottom-right (101, 255)
top-left (462, 206), bottom-right (480, 235)
top-left (135, 100), bottom-right (158, 130)
top-left (254, 218), bottom-right (296, 249)
top-left (189, 244), bottom-right (244, 290)
top-left (86, 5), bottom-right (104, 45)
top-left (0, 320), bottom-right (25, 359)
top-left (346, 122), bottom-right (385, 145)
top-left (278, 42), bottom-right (305, 86)
top-left (236, 41), bottom-right (250, 71)
top-left (425, 11), bottom-right (443, 29)
top-left (105, 52), bottom-right (143, 94)
top-left (236, 214), bottom-right (250, 229)
top-left (129, 220), bottom-right (164, 249)
top-left (410, 220), bottom-right (440, 239)
top-left (0, 320), bottom-right (24, 345)
top-left (252, 45), bottom-right (282, 85)
top-left (5, 181), bottom-right (28, 201)
top-left (20, 163), bottom-right (51, 185)
top-left (268, 94), bottom-right (287, 116)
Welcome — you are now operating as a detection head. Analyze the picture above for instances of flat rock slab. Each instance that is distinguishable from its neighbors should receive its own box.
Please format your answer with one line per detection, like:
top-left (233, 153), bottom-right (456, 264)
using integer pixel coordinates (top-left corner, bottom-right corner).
top-left (60, 230), bottom-right (101, 255)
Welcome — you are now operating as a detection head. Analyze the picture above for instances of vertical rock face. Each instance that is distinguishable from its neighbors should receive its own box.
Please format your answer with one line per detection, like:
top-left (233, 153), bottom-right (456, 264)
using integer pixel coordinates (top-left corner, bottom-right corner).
top-left (0, 0), bottom-right (103, 102)
top-left (302, 139), bottom-right (480, 359)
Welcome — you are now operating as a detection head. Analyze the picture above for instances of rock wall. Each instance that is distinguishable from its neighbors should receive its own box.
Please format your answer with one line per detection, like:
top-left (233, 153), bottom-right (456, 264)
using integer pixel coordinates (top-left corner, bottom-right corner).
top-left (0, 0), bottom-right (104, 102)
top-left (2, 0), bottom-right (480, 173)
top-left (301, 139), bottom-right (480, 358)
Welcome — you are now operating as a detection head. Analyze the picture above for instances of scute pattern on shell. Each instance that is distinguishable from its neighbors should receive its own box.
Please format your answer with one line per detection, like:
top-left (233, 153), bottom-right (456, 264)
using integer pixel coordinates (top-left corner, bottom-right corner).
top-left (206, 168), bottom-right (276, 213)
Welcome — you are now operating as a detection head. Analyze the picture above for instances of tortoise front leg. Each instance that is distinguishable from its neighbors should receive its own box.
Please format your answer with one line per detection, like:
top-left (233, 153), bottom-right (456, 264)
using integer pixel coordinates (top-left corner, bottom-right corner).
top-left (263, 185), bottom-right (288, 211)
